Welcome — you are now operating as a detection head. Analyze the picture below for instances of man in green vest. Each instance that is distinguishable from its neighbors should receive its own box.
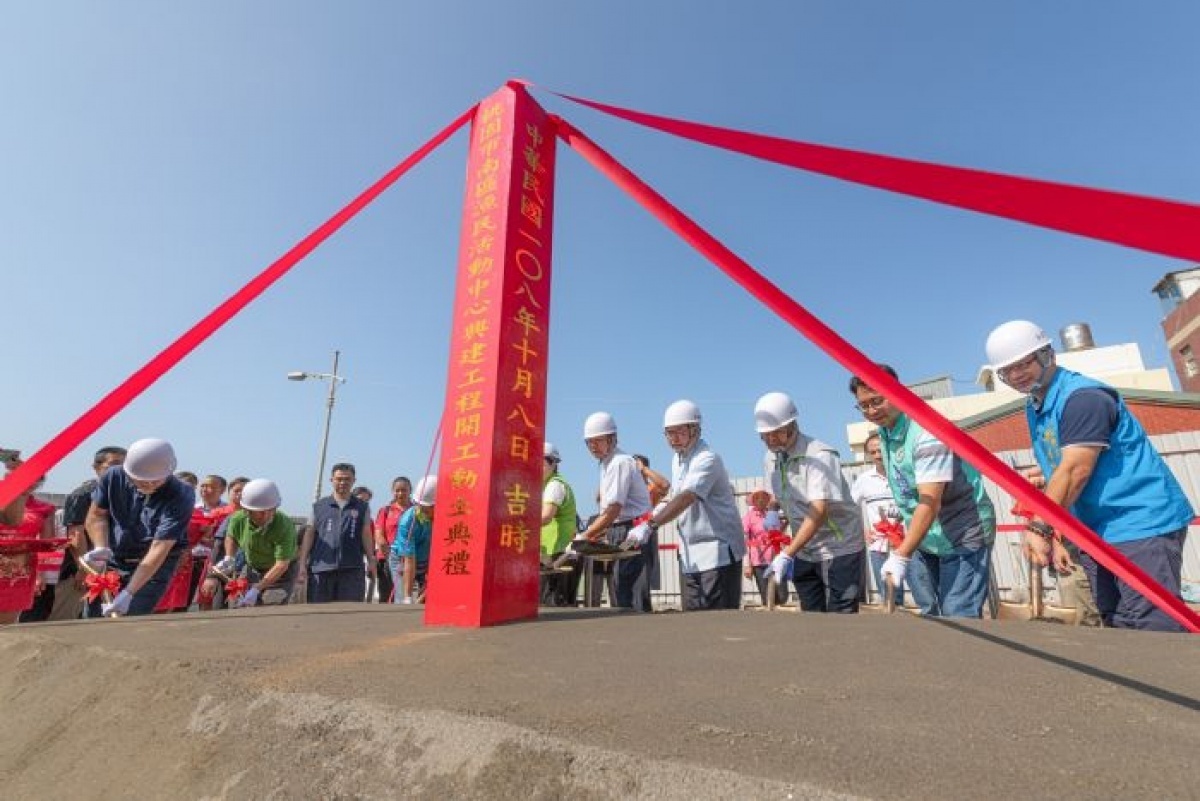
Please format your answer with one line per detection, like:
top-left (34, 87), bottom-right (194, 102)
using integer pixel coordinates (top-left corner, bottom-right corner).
top-left (540, 442), bottom-right (579, 607)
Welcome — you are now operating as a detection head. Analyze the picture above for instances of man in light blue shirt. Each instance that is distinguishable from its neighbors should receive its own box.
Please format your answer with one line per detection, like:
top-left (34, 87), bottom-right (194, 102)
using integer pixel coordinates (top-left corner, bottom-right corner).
top-left (625, 400), bottom-right (745, 610)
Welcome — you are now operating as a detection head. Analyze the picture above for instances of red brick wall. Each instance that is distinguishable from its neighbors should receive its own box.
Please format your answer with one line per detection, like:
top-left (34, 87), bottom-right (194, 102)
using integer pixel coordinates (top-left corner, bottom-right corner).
top-left (965, 401), bottom-right (1200, 451)
top-left (1161, 290), bottom-right (1200, 392)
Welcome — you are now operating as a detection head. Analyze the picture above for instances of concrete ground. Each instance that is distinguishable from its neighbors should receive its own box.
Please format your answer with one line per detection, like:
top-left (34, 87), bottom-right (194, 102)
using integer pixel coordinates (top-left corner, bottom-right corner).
top-left (0, 605), bottom-right (1196, 800)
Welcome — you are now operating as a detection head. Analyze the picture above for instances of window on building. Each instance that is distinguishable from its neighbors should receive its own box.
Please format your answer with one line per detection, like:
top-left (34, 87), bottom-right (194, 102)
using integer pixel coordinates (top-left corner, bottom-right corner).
top-left (1181, 345), bottom-right (1198, 378)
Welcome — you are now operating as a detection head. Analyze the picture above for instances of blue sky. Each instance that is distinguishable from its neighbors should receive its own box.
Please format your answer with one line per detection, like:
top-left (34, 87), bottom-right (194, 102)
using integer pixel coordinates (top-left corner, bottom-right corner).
top-left (5, 3), bottom-right (1200, 513)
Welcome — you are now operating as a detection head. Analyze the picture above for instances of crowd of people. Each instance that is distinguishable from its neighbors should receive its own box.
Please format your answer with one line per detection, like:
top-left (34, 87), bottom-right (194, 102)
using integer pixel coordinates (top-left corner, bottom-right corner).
top-left (0, 319), bottom-right (1192, 632)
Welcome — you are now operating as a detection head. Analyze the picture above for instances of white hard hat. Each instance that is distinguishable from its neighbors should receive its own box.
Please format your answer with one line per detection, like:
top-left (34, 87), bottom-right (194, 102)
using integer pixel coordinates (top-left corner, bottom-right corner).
top-left (544, 441), bottom-right (561, 462)
top-left (754, 392), bottom-right (798, 434)
top-left (663, 399), bottom-right (701, 428)
top-left (123, 438), bottom-right (177, 481)
top-left (986, 320), bottom-right (1053, 371)
top-left (414, 475), bottom-right (437, 507)
top-left (583, 411), bottom-right (617, 439)
top-left (240, 479), bottom-right (282, 511)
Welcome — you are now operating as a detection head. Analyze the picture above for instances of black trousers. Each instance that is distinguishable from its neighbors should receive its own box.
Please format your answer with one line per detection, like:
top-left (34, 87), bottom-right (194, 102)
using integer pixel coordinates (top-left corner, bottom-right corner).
top-left (682, 561), bottom-right (743, 611)
top-left (540, 555), bottom-right (583, 607)
top-left (792, 550), bottom-right (863, 614)
top-left (751, 565), bottom-right (790, 607)
top-left (374, 557), bottom-right (394, 603)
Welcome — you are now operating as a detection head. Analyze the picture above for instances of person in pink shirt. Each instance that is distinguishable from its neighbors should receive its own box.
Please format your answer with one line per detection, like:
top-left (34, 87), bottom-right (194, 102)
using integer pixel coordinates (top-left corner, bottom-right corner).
top-left (743, 489), bottom-right (788, 606)
top-left (373, 477), bottom-right (412, 602)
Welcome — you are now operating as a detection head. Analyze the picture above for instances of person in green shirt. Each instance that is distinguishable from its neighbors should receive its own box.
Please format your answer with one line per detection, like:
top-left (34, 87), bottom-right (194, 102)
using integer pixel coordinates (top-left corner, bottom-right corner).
top-left (540, 442), bottom-right (579, 606)
top-left (222, 479), bottom-right (297, 607)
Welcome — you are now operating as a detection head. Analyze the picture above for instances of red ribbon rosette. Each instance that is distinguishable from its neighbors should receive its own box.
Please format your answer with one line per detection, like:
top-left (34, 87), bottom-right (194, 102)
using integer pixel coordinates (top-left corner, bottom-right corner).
top-left (873, 519), bottom-right (905, 549)
top-left (84, 571), bottom-right (122, 602)
top-left (225, 577), bottom-right (249, 603)
top-left (765, 531), bottom-right (791, 551)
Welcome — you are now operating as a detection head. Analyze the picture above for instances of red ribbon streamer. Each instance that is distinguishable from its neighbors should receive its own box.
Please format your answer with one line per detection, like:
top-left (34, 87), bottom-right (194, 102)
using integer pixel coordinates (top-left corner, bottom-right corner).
top-left (554, 115), bottom-right (1200, 634)
top-left (0, 106), bottom-right (477, 511)
top-left (84, 571), bottom-right (122, 603)
top-left (542, 87), bottom-right (1200, 263)
top-left (765, 531), bottom-right (791, 551)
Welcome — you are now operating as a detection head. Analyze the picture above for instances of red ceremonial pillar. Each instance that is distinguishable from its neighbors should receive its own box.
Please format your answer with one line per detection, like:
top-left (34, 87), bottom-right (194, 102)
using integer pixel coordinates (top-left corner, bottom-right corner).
top-left (424, 83), bottom-right (557, 627)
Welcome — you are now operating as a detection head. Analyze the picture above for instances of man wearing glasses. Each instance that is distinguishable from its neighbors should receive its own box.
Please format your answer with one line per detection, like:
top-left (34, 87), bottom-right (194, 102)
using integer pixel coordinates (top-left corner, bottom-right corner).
top-left (297, 462), bottom-right (378, 603)
top-left (578, 412), bottom-right (654, 612)
top-left (850, 367), bottom-right (996, 618)
top-left (755, 392), bottom-right (864, 613)
top-left (623, 400), bottom-right (745, 611)
top-left (986, 320), bottom-right (1191, 631)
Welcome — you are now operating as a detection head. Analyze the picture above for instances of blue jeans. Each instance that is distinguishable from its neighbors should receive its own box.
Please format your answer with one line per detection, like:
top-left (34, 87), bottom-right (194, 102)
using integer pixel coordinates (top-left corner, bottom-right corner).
top-left (907, 545), bottom-right (991, 618)
top-left (388, 552), bottom-right (404, 603)
top-left (868, 550), bottom-right (905, 607)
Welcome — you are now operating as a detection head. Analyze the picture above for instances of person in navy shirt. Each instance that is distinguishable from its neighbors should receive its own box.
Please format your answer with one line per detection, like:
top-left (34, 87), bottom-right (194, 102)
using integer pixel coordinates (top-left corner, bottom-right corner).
top-left (297, 462), bottom-right (377, 603)
top-left (987, 320), bottom-right (1193, 632)
top-left (83, 438), bottom-right (194, 617)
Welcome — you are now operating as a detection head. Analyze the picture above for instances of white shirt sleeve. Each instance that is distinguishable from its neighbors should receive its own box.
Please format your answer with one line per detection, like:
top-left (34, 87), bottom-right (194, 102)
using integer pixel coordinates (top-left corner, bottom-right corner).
top-left (599, 457), bottom-right (637, 509)
top-left (542, 480), bottom-right (567, 506)
top-left (803, 449), bottom-right (847, 503)
top-left (850, 472), bottom-right (867, 504)
top-left (676, 451), bottom-right (717, 499)
top-left (912, 432), bottom-right (954, 485)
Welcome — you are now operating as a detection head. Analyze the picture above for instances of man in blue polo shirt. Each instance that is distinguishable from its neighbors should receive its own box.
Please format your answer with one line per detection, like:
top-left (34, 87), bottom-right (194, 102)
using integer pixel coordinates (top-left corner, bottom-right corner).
top-left (83, 438), bottom-right (194, 617)
top-left (986, 320), bottom-right (1193, 632)
top-left (297, 462), bottom-right (377, 603)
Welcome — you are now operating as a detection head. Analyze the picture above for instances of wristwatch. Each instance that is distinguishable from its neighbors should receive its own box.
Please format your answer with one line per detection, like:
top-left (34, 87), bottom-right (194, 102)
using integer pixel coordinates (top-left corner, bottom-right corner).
top-left (1027, 520), bottom-right (1055, 539)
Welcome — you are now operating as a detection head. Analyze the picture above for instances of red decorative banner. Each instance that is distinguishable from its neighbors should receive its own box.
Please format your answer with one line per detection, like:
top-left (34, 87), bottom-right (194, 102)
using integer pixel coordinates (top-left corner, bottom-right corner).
top-left (543, 86), bottom-right (1200, 263)
top-left (555, 115), bottom-right (1200, 634)
top-left (426, 83), bottom-right (556, 628)
top-left (0, 107), bottom-right (476, 510)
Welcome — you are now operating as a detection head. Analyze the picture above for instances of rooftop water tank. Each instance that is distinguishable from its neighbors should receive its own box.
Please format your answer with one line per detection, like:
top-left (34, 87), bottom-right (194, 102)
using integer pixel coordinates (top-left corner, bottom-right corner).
top-left (1060, 322), bottom-right (1095, 352)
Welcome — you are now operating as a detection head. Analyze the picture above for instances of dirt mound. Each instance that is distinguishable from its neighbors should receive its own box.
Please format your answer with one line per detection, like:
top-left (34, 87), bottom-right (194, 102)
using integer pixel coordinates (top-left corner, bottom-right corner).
top-left (0, 613), bottom-right (838, 800)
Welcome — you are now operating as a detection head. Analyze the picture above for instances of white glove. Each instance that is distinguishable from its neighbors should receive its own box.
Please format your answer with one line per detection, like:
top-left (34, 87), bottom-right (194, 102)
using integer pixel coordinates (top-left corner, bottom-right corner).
top-left (191, 544), bottom-right (212, 559)
top-left (214, 556), bottom-right (237, 576)
top-left (622, 522), bottom-right (652, 550)
top-left (101, 589), bottom-right (133, 617)
top-left (236, 586), bottom-right (260, 608)
top-left (880, 553), bottom-right (910, 587)
top-left (769, 553), bottom-right (793, 584)
top-left (83, 547), bottom-right (113, 572)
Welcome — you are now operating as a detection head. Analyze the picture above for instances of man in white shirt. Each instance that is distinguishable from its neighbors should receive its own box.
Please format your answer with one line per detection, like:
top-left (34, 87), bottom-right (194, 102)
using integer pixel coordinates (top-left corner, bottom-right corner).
top-left (851, 432), bottom-right (905, 606)
top-left (625, 400), bottom-right (745, 610)
top-left (757, 392), bottom-right (865, 613)
top-left (578, 412), bottom-right (654, 612)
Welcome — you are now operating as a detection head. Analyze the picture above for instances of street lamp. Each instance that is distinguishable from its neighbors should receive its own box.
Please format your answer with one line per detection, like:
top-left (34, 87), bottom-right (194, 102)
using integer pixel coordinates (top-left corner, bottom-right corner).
top-left (288, 350), bottom-right (346, 503)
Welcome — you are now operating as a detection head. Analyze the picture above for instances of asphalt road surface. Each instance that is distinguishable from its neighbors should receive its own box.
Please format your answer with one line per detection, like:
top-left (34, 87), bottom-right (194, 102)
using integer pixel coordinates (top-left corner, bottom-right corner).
top-left (1, 605), bottom-right (1196, 799)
